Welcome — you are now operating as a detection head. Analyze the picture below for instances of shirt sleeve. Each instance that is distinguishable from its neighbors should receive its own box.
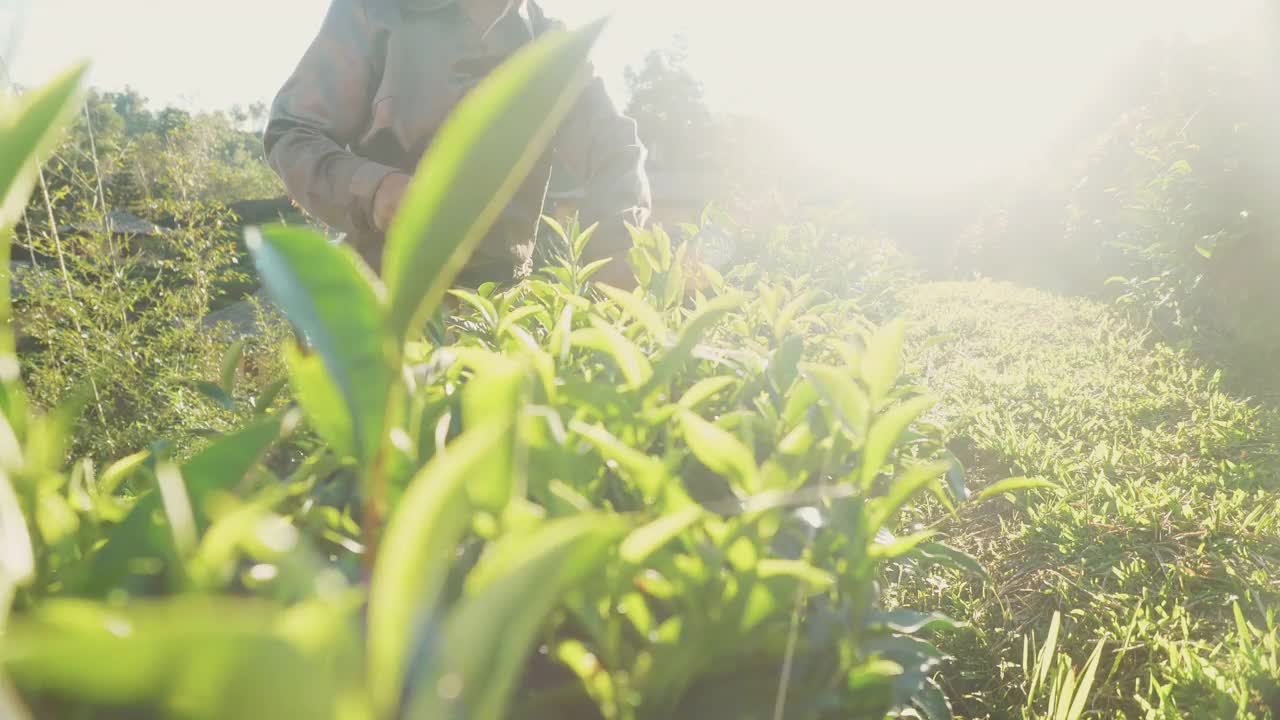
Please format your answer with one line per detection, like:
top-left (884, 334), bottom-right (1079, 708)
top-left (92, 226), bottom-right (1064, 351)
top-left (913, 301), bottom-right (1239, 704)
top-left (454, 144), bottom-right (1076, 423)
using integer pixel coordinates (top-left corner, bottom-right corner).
top-left (263, 0), bottom-right (399, 236)
top-left (525, 2), bottom-right (651, 262)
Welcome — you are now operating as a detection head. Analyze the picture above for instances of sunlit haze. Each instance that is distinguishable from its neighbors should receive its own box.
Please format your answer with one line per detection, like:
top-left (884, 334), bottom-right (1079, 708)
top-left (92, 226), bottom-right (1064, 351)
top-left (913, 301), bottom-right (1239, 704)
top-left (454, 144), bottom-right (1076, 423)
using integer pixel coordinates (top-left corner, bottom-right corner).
top-left (3, 0), bottom-right (1270, 190)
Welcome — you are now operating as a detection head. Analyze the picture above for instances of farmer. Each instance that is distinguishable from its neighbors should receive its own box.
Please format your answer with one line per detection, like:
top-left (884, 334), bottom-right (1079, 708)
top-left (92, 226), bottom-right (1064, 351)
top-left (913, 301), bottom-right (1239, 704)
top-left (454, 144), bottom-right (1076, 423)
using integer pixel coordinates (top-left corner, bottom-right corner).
top-left (264, 0), bottom-right (651, 288)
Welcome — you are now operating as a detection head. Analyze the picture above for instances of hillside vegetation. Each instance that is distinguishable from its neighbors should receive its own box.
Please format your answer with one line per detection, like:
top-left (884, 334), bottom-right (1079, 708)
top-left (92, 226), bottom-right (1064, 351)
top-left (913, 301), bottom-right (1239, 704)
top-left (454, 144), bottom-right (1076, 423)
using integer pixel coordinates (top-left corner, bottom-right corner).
top-left (901, 281), bottom-right (1280, 718)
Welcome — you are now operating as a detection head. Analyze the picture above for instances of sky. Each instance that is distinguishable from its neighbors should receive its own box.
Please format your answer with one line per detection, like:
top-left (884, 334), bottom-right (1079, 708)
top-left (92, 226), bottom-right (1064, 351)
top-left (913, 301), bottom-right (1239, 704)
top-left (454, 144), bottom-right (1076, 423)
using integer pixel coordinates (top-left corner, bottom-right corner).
top-left (2, 0), bottom-right (1271, 190)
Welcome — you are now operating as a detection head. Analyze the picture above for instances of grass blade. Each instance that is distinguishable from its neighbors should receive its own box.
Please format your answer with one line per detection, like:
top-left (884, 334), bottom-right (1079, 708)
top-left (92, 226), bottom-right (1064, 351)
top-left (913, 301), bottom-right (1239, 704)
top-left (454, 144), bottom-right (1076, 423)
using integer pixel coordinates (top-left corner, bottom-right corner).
top-left (974, 477), bottom-right (1059, 505)
top-left (1064, 637), bottom-right (1106, 720)
top-left (220, 339), bottom-right (248, 396)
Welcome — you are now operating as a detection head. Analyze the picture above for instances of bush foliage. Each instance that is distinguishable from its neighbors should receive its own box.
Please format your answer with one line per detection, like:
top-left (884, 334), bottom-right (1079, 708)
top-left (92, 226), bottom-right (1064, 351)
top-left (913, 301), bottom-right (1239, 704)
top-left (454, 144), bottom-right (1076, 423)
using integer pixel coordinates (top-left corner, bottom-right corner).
top-left (2, 16), bottom-right (1276, 720)
top-left (955, 33), bottom-right (1280, 393)
top-left (0, 25), bottom-right (1009, 720)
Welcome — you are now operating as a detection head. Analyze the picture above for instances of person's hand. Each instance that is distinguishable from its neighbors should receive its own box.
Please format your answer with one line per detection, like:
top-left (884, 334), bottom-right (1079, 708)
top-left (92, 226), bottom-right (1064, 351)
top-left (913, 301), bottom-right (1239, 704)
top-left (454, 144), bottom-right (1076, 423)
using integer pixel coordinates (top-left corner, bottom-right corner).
top-left (372, 172), bottom-right (412, 232)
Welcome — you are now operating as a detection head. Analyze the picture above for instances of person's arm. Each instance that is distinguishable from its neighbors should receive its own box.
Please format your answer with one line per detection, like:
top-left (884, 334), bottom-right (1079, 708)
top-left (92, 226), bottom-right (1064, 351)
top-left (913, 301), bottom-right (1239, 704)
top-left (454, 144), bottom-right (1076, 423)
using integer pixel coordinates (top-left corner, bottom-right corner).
top-left (264, 0), bottom-right (403, 236)
top-left (528, 7), bottom-right (650, 276)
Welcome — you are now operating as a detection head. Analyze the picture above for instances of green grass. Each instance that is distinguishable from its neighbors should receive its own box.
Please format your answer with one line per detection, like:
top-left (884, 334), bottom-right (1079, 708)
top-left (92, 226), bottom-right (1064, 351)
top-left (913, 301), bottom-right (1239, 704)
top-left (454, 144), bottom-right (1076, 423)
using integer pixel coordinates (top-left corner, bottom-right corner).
top-left (897, 280), bottom-right (1280, 719)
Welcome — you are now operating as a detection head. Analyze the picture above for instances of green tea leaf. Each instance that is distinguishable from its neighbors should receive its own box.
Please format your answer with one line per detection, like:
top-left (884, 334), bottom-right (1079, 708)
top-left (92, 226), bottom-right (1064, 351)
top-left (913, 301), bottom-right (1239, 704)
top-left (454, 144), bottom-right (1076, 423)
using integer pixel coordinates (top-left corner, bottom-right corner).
top-left (0, 63), bottom-right (87, 374)
top-left (573, 318), bottom-right (653, 387)
top-left (578, 257), bottom-right (615, 284)
top-left (503, 325), bottom-right (558, 401)
top-left (406, 514), bottom-right (623, 720)
top-left (74, 415), bottom-right (285, 596)
top-left (647, 293), bottom-right (744, 391)
top-left (0, 469), bottom-right (34, 590)
top-left (628, 246), bottom-right (654, 285)
top-left (24, 384), bottom-right (89, 478)
top-left (677, 376), bottom-right (737, 410)
top-left (595, 283), bottom-right (670, 339)
top-left (621, 505), bottom-right (702, 564)
top-left (541, 214), bottom-right (570, 243)
top-left (774, 290), bottom-right (818, 342)
top-left (449, 289), bottom-right (498, 329)
top-left (496, 305), bottom-right (547, 338)
top-left (383, 20), bottom-right (608, 344)
top-left (801, 364), bottom-right (870, 446)
top-left (253, 376), bottom-right (289, 416)
top-left (571, 421), bottom-right (668, 502)
top-left (861, 395), bottom-right (936, 488)
top-left (862, 318), bottom-right (907, 407)
top-left (182, 414), bottom-right (288, 523)
top-left (155, 462), bottom-right (197, 559)
top-left (0, 62), bottom-right (90, 230)
top-left (767, 334), bottom-right (805, 393)
top-left (781, 378), bottom-right (819, 427)
top-left (866, 462), bottom-right (951, 532)
top-left (283, 344), bottom-right (355, 458)
top-left (457, 352), bottom-right (527, 513)
top-left (679, 410), bottom-right (759, 493)
top-left (2, 598), bottom-right (335, 720)
top-left (573, 221), bottom-right (600, 259)
top-left (549, 304), bottom-right (575, 362)
top-left (247, 226), bottom-right (390, 463)
top-left (367, 427), bottom-right (493, 716)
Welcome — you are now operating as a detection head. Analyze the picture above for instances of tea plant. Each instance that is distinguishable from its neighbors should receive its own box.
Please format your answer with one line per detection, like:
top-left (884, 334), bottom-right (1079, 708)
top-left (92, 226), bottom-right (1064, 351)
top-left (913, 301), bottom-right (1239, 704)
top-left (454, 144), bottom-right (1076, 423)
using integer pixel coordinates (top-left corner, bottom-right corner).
top-left (0, 19), bottom-right (1007, 720)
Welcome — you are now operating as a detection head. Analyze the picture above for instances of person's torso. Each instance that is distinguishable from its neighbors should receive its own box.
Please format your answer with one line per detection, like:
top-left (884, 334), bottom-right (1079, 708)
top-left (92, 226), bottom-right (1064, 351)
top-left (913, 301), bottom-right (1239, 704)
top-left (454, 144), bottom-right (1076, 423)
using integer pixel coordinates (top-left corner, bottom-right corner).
top-left (357, 0), bottom-right (554, 282)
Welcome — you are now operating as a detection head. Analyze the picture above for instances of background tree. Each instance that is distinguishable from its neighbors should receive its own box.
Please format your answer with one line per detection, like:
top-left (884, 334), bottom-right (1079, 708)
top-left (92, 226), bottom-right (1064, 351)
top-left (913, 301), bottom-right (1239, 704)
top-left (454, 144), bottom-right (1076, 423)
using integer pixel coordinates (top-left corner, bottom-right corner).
top-left (623, 36), bottom-right (716, 169)
top-left (950, 30), bottom-right (1280, 392)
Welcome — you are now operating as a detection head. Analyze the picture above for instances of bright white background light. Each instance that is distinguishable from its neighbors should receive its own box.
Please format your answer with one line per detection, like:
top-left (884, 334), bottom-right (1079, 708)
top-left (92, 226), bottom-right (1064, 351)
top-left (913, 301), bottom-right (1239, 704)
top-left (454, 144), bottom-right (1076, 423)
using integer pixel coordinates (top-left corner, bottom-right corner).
top-left (4, 0), bottom-right (1268, 190)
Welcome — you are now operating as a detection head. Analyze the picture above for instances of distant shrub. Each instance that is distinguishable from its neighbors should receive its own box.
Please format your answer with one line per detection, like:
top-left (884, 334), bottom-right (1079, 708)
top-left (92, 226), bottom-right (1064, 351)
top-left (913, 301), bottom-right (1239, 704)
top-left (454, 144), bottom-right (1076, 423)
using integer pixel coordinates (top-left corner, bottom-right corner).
top-left (12, 102), bottom-right (281, 459)
top-left (958, 34), bottom-right (1280, 391)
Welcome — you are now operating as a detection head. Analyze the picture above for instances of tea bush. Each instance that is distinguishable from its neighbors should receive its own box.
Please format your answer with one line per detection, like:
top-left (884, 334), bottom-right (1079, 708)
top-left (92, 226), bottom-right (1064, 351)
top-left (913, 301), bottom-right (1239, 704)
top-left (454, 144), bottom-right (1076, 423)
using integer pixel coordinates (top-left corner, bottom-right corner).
top-left (0, 24), bottom-right (1016, 720)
